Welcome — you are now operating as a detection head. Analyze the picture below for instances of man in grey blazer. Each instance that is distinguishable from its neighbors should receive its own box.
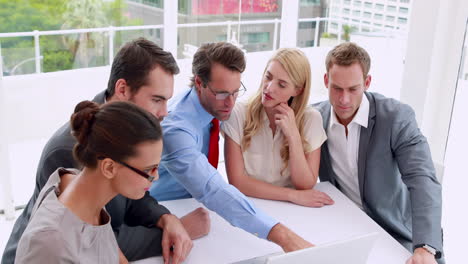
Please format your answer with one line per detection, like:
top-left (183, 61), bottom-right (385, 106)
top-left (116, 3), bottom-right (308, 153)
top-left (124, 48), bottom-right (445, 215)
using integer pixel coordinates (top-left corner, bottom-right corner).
top-left (314, 42), bottom-right (443, 264)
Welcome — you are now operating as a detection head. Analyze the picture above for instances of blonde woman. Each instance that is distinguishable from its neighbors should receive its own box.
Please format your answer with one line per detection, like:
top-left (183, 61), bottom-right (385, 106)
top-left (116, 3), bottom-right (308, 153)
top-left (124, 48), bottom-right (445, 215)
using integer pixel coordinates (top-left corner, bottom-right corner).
top-left (221, 48), bottom-right (334, 207)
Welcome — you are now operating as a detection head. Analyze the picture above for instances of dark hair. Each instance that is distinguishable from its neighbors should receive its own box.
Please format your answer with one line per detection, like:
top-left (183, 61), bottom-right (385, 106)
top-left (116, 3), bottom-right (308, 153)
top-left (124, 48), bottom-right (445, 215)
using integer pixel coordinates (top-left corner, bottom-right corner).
top-left (325, 42), bottom-right (371, 79)
top-left (106, 37), bottom-right (179, 97)
top-left (190, 42), bottom-right (246, 87)
top-left (70, 100), bottom-right (162, 168)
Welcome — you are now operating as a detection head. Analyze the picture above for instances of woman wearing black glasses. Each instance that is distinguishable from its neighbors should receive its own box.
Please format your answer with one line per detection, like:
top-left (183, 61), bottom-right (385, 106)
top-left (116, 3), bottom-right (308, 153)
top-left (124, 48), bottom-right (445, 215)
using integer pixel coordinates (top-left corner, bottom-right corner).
top-left (15, 100), bottom-right (192, 263)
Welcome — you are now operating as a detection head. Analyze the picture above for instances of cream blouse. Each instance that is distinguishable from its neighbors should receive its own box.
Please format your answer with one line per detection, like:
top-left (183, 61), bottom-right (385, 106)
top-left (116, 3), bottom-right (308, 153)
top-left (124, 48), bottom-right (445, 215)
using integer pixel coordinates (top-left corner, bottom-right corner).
top-left (221, 102), bottom-right (327, 188)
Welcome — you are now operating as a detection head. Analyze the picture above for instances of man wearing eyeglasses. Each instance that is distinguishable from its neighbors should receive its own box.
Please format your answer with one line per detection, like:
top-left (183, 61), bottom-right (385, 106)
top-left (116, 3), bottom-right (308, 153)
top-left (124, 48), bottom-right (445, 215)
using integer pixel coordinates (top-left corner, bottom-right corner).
top-left (149, 42), bottom-right (314, 252)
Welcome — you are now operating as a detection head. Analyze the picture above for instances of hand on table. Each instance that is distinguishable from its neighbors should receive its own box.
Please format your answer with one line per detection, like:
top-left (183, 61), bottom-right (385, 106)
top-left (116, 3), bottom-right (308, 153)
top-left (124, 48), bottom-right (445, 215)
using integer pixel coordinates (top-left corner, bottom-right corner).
top-left (289, 189), bottom-right (334, 207)
top-left (157, 214), bottom-right (193, 264)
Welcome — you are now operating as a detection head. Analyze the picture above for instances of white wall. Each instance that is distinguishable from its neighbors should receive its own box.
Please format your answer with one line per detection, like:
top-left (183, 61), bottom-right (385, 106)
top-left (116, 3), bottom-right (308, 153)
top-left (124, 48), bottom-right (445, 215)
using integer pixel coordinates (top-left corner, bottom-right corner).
top-left (400, 0), bottom-right (468, 180)
top-left (2, 67), bottom-right (110, 207)
top-left (4, 67), bottom-right (110, 142)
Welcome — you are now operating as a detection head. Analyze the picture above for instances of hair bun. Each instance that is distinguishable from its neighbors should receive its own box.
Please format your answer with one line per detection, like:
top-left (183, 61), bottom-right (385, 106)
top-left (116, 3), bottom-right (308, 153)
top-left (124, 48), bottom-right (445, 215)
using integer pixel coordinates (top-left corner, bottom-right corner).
top-left (71, 101), bottom-right (100, 145)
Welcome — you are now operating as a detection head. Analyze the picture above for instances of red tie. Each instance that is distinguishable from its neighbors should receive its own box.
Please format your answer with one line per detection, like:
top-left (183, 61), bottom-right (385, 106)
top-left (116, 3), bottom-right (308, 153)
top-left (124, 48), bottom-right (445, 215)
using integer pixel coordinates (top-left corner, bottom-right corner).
top-left (208, 118), bottom-right (220, 168)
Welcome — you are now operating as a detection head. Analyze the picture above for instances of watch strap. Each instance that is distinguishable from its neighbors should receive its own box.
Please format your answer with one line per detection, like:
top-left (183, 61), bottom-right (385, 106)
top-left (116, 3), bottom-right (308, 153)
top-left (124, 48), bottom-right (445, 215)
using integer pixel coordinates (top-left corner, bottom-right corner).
top-left (414, 244), bottom-right (442, 259)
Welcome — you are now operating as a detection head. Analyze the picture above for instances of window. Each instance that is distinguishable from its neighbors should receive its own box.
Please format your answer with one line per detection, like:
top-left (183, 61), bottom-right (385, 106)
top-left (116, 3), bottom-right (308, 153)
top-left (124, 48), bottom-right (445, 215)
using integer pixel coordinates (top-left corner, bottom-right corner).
top-left (178, 0), bottom-right (282, 55)
top-left (300, 0), bottom-right (321, 5)
top-left (343, 8), bottom-right (351, 15)
top-left (387, 5), bottom-right (397, 12)
top-left (241, 32), bottom-right (270, 44)
top-left (344, 0), bottom-right (351, 5)
top-left (216, 34), bottom-right (227, 41)
top-left (354, 0), bottom-right (362, 7)
top-left (353, 10), bottom-right (361, 16)
top-left (373, 23), bottom-right (382, 27)
top-left (398, 17), bottom-right (408, 24)
top-left (304, 40), bottom-right (314, 46)
top-left (332, 6), bottom-right (340, 12)
top-left (399, 7), bottom-right (409, 14)
top-left (299, 22), bottom-right (315, 29)
top-left (386, 15), bottom-right (395, 22)
top-left (364, 2), bottom-right (372, 8)
top-left (400, 0), bottom-right (410, 3)
top-left (374, 13), bottom-right (383, 20)
top-left (129, 0), bottom-right (163, 8)
top-left (178, 0), bottom-right (188, 14)
top-left (362, 20), bottom-right (371, 24)
top-left (375, 4), bottom-right (384, 10)
top-left (364, 11), bottom-right (371, 18)
top-left (331, 22), bottom-right (339, 29)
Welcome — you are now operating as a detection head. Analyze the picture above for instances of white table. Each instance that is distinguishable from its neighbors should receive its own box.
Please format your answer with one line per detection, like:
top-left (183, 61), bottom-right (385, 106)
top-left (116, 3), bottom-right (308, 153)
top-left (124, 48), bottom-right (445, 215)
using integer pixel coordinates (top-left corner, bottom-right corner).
top-left (132, 182), bottom-right (411, 264)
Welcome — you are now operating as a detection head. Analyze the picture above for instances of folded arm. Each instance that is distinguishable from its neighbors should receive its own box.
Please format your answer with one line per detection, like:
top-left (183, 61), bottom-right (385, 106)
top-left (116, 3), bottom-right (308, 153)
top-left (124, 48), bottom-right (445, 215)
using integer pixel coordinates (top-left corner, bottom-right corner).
top-left (224, 135), bottom-right (333, 207)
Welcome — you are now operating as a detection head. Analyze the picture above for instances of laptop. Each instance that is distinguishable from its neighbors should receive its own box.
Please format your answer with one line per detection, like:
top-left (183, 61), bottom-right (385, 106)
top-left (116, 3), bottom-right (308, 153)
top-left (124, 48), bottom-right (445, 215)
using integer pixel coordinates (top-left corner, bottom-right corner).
top-left (231, 232), bottom-right (379, 264)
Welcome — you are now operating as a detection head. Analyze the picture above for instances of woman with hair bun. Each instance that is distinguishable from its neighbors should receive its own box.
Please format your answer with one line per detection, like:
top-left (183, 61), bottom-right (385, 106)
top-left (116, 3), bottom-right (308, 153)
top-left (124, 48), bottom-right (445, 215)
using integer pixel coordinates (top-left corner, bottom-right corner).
top-left (15, 101), bottom-right (190, 263)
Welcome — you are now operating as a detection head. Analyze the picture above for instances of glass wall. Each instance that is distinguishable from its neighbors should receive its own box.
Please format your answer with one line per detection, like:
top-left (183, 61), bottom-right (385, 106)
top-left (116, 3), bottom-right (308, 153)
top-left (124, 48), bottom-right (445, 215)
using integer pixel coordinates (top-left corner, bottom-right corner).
top-left (177, 0), bottom-right (282, 59)
top-left (297, 0), bottom-right (325, 48)
top-left (0, 0), bottom-right (163, 75)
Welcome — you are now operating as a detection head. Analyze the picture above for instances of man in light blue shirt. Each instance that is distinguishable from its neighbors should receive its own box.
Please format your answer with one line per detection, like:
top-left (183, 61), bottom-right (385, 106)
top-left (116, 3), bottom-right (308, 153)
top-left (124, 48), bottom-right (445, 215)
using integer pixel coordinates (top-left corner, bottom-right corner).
top-left (150, 42), bottom-right (312, 251)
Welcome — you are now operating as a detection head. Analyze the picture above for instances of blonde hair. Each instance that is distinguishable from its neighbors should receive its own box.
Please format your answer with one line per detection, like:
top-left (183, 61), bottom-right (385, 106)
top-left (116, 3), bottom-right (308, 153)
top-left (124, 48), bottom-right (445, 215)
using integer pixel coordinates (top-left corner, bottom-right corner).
top-left (241, 48), bottom-right (312, 174)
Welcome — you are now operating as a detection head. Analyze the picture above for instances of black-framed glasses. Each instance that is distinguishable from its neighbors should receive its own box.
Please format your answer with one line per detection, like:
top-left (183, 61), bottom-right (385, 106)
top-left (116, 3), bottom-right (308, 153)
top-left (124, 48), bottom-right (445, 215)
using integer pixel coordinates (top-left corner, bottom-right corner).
top-left (205, 82), bottom-right (246, 100)
top-left (117, 160), bottom-right (157, 183)
top-left (98, 156), bottom-right (157, 182)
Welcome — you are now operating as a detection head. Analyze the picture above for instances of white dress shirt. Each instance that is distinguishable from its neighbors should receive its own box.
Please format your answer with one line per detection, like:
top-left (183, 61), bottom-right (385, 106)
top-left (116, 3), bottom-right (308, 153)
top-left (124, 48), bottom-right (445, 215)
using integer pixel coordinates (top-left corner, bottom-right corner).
top-left (222, 102), bottom-right (327, 188)
top-left (327, 96), bottom-right (369, 209)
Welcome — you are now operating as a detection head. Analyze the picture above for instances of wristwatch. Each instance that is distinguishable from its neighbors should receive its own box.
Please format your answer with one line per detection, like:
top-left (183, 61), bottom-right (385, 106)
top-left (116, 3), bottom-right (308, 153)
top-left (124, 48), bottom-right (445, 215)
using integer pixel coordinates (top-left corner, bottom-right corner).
top-left (414, 244), bottom-right (442, 259)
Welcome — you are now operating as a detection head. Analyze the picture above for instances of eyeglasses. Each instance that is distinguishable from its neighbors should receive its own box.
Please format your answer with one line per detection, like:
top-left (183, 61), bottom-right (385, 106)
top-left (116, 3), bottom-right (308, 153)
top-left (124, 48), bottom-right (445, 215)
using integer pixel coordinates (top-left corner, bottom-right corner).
top-left (205, 82), bottom-right (246, 100)
top-left (117, 160), bottom-right (157, 183)
top-left (98, 156), bottom-right (157, 183)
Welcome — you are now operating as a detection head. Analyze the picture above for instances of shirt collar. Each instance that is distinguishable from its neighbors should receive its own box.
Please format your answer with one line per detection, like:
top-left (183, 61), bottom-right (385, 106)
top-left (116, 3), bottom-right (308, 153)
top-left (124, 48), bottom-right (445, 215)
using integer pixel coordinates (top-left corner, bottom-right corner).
top-left (353, 94), bottom-right (369, 128)
top-left (329, 94), bottom-right (369, 129)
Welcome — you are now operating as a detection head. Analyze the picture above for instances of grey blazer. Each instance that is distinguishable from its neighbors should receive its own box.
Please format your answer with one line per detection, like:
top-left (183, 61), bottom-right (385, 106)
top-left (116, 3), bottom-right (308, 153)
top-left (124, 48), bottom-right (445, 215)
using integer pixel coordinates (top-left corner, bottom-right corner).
top-left (314, 92), bottom-right (443, 256)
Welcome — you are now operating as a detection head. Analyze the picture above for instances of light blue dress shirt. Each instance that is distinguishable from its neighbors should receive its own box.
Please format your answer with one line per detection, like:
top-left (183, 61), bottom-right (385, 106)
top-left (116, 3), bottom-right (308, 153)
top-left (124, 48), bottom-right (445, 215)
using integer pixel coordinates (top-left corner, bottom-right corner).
top-left (150, 88), bottom-right (278, 239)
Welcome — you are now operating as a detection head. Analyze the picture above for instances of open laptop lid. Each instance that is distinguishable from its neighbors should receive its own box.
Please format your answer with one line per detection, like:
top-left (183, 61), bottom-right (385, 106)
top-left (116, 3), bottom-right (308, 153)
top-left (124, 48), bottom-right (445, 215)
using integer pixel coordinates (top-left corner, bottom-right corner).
top-left (266, 232), bottom-right (380, 264)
